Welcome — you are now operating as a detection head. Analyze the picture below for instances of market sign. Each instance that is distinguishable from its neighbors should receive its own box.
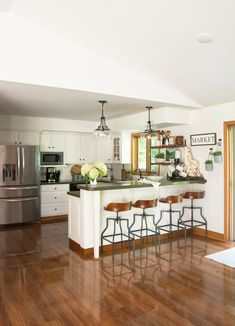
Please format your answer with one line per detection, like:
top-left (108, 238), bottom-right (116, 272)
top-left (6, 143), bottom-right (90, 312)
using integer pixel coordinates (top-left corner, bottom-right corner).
top-left (190, 133), bottom-right (217, 146)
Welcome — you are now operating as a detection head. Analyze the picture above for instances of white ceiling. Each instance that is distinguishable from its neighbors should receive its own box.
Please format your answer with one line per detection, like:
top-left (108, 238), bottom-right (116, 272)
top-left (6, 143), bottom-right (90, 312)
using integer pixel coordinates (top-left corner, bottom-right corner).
top-left (10, 0), bottom-right (235, 107)
top-left (0, 80), bottom-right (173, 121)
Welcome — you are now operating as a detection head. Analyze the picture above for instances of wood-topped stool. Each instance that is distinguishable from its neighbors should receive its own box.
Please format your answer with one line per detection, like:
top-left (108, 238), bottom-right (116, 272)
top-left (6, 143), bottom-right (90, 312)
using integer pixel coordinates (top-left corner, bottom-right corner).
top-left (156, 194), bottom-right (186, 242)
top-left (178, 191), bottom-right (207, 239)
top-left (101, 202), bottom-right (133, 258)
top-left (130, 199), bottom-right (160, 253)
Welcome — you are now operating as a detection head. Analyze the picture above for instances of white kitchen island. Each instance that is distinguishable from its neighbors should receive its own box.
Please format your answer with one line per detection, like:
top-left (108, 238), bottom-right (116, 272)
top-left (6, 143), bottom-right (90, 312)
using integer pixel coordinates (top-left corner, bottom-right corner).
top-left (68, 179), bottom-right (206, 259)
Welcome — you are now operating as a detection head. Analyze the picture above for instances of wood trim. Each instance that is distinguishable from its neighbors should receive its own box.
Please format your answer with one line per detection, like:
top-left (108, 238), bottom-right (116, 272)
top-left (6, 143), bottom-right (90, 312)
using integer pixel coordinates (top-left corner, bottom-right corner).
top-left (224, 121), bottom-right (235, 241)
top-left (41, 215), bottom-right (68, 224)
top-left (69, 229), bottom-right (222, 259)
top-left (193, 228), bottom-right (224, 242)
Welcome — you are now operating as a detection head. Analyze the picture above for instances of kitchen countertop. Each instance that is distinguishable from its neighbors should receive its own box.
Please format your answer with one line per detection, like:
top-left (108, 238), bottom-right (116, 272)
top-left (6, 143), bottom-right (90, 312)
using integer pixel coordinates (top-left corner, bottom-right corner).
top-left (67, 191), bottom-right (81, 198)
top-left (68, 178), bottom-right (207, 192)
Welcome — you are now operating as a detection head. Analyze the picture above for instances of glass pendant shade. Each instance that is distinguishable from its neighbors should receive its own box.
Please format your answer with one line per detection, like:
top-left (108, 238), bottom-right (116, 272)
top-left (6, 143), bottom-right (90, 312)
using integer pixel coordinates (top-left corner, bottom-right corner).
top-left (140, 106), bottom-right (155, 139)
top-left (93, 100), bottom-right (111, 138)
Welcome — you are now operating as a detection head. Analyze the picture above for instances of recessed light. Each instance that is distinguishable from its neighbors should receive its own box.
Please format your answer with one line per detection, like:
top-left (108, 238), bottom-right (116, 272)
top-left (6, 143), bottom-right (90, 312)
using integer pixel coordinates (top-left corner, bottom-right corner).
top-left (197, 33), bottom-right (213, 44)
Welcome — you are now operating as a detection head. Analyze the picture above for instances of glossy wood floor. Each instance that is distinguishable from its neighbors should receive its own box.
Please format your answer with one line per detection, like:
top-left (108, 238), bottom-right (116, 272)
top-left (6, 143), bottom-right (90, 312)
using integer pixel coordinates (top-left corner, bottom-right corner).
top-left (0, 222), bottom-right (235, 326)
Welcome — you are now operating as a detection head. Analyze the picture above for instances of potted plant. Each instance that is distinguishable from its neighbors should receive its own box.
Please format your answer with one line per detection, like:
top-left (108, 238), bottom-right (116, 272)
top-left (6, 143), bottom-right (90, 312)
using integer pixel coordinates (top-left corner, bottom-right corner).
top-left (213, 151), bottom-right (222, 163)
top-left (155, 152), bottom-right (165, 163)
top-left (205, 160), bottom-right (213, 171)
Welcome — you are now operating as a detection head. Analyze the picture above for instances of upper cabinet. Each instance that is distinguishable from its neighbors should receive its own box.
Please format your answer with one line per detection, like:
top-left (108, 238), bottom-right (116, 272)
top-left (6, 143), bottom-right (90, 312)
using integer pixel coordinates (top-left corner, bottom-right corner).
top-left (113, 134), bottom-right (121, 163)
top-left (65, 133), bottom-right (95, 164)
top-left (95, 137), bottom-right (113, 163)
top-left (0, 130), bottom-right (39, 146)
top-left (40, 132), bottom-right (66, 152)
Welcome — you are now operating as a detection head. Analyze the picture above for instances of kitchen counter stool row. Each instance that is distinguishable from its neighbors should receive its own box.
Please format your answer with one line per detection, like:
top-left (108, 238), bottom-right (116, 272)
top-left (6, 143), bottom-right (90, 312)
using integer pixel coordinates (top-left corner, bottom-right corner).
top-left (101, 191), bottom-right (207, 258)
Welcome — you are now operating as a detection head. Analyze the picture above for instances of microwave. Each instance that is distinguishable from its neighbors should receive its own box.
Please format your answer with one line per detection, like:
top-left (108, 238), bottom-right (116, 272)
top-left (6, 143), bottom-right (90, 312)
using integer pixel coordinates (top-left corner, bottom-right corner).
top-left (40, 152), bottom-right (64, 165)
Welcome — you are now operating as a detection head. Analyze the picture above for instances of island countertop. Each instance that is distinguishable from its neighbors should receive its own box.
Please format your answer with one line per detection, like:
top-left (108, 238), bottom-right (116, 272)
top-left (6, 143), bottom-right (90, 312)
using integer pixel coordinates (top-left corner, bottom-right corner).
top-left (68, 178), bottom-right (207, 192)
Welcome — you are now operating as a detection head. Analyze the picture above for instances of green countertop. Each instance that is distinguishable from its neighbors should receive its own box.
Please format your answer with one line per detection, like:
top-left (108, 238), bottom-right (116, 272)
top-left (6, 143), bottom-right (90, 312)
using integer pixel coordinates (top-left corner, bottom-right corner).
top-left (67, 178), bottom-right (206, 193)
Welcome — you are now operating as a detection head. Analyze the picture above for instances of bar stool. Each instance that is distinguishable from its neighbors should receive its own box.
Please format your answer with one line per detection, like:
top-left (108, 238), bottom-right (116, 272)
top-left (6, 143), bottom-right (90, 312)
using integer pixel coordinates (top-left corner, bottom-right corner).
top-left (156, 194), bottom-right (186, 241)
top-left (129, 199), bottom-right (160, 253)
top-left (178, 191), bottom-right (207, 239)
top-left (101, 202), bottom-right (133, 258)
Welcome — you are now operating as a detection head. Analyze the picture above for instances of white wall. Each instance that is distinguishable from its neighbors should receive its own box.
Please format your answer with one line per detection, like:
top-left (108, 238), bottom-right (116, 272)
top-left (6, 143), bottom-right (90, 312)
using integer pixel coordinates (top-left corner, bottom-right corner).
top-left (167, 103), bottom-right (235, 234)
top-left (0, 114), bottom-right (96, 132)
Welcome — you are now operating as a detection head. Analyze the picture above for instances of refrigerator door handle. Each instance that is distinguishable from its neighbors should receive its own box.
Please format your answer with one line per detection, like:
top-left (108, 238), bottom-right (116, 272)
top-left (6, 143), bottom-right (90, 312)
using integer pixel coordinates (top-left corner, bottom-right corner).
top-left (2, 186), bottom-right (39, 191)
top-left (17, 146), bottom-right (21, 184)
top-left (1, 196), bottom-right (38, 202)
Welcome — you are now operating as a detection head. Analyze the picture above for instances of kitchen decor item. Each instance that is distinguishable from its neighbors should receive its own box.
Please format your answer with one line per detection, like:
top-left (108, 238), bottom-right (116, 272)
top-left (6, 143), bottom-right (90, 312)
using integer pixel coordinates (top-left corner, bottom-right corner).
top-left (81, 161), bottom-right (107, 184)
top-left (175, 136), bottom-right (184, 146)
top-left (70, 164), bottom-right (82, 175)
top-left (213, 138), bottom-right (222, 163)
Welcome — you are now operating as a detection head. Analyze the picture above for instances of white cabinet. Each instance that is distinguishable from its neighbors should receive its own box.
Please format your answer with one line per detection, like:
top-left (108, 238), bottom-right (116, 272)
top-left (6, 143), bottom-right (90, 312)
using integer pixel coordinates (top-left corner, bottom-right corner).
top-left (40, 183), bottom-right (69, 217)
top-left (40, 132), bottom-right (66, 152)
top-left (112, 134), bottom-right (122, 163)
top-left (0, 130), bottom-right (39, 145)
top-left (65, 133), bottom-right (95, 164)
top-left (95, 137), bottom-right (113, 163)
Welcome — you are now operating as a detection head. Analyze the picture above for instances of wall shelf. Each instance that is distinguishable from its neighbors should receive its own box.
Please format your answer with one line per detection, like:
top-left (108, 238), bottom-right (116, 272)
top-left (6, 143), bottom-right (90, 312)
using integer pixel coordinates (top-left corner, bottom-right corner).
top-left (151, 145), bottom-right (186, 149)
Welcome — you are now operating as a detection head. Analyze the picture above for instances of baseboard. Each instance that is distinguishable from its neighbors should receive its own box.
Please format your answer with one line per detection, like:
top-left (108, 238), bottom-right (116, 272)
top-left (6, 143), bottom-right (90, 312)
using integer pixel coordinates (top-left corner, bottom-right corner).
top-left (41, 215), bottom-right (68, 224)
top-left (69, 228), bottom-right (225, 259)
top-left (193, 228), bottom-right (224, 241)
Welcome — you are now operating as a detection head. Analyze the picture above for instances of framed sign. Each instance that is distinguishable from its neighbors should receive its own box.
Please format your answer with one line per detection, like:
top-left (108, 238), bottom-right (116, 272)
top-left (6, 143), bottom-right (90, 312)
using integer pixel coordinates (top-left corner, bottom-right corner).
top-left (190, 133), bottom-right (217, 146)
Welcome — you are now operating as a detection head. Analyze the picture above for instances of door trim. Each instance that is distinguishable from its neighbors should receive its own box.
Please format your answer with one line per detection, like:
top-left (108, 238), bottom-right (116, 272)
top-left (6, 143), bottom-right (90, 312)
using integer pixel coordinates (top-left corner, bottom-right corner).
top-left (224, 121), bottom-right (235, 241)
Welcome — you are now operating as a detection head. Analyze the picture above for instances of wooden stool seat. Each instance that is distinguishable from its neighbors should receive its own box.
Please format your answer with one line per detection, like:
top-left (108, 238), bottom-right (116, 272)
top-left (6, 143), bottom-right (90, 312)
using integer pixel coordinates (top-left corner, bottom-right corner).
top-left (132, 199), bottom-right (158, 209)
top-left (104, 202), bottom-right (132, 213)
top-left (159, 194), bottom-right (183, 204)
top-left (183, 191), bottom-right (205, 200)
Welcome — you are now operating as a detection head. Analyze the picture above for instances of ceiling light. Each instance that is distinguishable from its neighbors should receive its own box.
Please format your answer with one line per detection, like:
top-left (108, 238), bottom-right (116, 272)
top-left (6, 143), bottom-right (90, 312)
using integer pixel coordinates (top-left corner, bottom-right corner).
top-left (140, 106), bottom-right (155, 139)
top-left (93, 100), bottom-right (111, 138)
top-left (197, 33), bottom-right (213, 44)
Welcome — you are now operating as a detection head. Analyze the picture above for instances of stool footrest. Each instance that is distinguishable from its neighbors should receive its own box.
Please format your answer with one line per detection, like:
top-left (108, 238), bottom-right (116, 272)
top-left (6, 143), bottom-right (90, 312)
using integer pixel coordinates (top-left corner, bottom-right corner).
top-left (102, 233), bottom-right (134, 244)
top-left (179, 220), bottom-right (206, 227)
top-left (158, 224), bottom-right (185, 233)
top-left (130, 228), bottom-right (160, 238)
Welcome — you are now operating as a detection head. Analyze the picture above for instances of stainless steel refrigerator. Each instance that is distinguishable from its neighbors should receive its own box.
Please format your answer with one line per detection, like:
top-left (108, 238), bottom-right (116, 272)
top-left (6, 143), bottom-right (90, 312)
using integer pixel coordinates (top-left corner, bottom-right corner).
top-left (0, 145), bottom-right (40, 226)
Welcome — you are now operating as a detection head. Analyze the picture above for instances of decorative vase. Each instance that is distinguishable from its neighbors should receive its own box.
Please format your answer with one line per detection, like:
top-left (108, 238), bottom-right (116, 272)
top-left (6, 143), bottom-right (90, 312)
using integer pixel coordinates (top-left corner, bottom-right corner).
top-left (90, 178), bottom-right (97, 186)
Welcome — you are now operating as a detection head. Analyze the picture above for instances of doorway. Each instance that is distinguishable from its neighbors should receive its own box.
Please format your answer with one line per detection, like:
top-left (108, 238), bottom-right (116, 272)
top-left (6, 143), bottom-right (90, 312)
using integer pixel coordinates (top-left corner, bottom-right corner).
top-left (224, 121), bottom-right (235, 241)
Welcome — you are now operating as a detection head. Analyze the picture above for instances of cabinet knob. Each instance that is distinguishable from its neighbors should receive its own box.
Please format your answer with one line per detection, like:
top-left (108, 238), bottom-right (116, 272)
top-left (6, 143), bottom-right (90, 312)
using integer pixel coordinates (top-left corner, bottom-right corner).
top-left (52, 146), bottom-right (54, 149)
top-left (19, 142), bottom-right (22, 144)
top-left (55, 208), bottom-right (57, 211)
top-left (55, 197), bottom-right (57, 199)
top-left (15, 142), bottom-right (17, 144)
top-left (54, 187), bottom-right (57, 190)
top-left (49, 146), bottom-right (51, 149)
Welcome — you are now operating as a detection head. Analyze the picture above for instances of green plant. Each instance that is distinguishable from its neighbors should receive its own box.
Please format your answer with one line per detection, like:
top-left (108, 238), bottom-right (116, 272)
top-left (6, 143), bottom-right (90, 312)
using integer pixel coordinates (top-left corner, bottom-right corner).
top-left (155, 152), bottom-right (165, 159)
top-left (205, 160), bottom-right (213, 164)
top-left (213, 151), bottom-right (222, 156)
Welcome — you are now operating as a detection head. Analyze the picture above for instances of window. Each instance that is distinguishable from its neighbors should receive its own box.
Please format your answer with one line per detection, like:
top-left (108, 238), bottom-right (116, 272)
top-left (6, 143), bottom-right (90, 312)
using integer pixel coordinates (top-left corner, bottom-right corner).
top-left (131, 133), bottom-right (159, 174)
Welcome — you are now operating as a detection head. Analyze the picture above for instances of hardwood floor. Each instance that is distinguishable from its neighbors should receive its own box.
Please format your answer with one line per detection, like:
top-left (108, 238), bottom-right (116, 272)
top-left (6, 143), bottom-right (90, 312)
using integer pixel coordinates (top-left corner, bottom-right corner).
top-left (0, 222), bottom-right (235, 325)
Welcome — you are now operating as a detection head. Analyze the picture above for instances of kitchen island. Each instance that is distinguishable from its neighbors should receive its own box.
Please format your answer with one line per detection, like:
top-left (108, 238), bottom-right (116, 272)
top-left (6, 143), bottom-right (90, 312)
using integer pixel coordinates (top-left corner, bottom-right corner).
top-left (68, 179), bottom-right (206, 259)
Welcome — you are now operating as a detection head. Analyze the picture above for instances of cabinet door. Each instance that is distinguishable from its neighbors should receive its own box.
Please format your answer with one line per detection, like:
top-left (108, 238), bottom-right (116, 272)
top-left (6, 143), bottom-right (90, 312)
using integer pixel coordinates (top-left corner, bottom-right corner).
top-left (65, 133), bottom-right (81, 164)
top-left (0, 131), bottom-right (19, 145)
top-left (80, 134), bottom-right (95, 163)
top-left (51, 133), bottom-right (66, 152)
top-left (19, 131), bottom-right (40, 145)
top-left (40, 133), bottom-right (52, 151)
top-left (113, 135), bottom-right (121, 163)
top-left (95, 138), bottom-right (113, 163)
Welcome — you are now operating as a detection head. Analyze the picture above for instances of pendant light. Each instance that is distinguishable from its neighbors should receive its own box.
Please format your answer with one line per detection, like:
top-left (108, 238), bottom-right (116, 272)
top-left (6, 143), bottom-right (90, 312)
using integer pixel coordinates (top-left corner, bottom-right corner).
top-left (141, 106), bottom-right (154, 139)
top-left (93, 100), bottom-right (111, 138)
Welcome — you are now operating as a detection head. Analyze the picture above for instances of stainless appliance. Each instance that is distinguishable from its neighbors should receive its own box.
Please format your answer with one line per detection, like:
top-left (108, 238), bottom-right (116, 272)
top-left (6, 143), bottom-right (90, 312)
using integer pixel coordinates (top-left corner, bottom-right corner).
top-left (0, 145), bottom-right (40, 226)
top-left (40, 152), bottom-right (64, 165)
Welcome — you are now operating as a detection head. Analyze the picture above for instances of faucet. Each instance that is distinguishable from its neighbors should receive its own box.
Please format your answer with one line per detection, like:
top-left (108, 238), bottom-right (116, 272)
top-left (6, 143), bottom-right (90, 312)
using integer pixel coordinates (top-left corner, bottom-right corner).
top-left (136, 168), bottom-right (143, 180)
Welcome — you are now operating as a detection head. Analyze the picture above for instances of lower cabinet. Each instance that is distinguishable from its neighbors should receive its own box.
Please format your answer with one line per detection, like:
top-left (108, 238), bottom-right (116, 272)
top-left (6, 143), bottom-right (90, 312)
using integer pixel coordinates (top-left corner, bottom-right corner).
top-left (41, 184), bottom-right (69, 217)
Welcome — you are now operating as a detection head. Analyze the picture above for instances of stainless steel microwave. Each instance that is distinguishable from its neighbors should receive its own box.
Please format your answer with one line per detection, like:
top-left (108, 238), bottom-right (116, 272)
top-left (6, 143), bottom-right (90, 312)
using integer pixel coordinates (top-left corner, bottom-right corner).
top-left (40, 152), bottom-right (64, 165)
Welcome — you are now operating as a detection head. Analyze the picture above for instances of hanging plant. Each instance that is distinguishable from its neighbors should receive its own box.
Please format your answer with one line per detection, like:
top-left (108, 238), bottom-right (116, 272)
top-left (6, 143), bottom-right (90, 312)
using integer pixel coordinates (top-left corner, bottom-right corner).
top-left (213, 151), bottom-right (222, 163)
top-left (205, 160), bottom-right (213, 171)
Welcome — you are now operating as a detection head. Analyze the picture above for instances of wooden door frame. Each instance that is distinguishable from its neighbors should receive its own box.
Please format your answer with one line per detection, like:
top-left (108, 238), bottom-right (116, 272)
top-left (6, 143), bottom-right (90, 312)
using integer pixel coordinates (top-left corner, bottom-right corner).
top-left (224, 121), bottom-right (235, 241)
